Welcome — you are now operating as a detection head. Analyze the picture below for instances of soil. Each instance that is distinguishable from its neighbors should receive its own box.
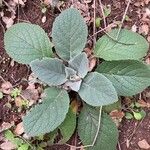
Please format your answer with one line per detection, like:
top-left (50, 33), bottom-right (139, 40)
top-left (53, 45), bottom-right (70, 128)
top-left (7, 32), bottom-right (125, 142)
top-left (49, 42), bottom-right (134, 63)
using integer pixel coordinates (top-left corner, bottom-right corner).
top-left (0, 0), bottom-right (150, 150)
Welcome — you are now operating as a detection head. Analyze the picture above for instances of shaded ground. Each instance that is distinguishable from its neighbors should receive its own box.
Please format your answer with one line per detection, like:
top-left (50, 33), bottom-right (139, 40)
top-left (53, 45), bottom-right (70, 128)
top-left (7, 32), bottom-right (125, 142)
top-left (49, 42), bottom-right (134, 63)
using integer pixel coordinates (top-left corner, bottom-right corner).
top-left (0, 0), bottom-right (150, 149)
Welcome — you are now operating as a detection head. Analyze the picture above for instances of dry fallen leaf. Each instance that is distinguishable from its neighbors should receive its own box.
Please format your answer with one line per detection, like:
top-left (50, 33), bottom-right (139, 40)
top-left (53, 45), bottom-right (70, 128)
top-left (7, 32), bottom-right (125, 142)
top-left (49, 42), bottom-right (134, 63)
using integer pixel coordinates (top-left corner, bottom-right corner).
top-left (14, 122), bottom-right (24, 135)
top-left (13, 0), bottom-right (26, 5)
top-left (131, 24), bottom-right (137, 32)
top-left (0, 81), bottom-right (13, 94)
top-left (0, 141), bottom-right (16, 150)
top-left (0, 122), bottom-right (14, 132)
top-left (15, 97), bottom-right (23, 107)
top-left (89, 57), bottom-right (97, 71)
top-left (2, 17), bottom-right (15, 28)
top-left (110, 110), bottom-right (125, 127)
top-left (138, 99), bottom-right (150, 108)
top-left (138, 139), bottom-right (150, 149)
top-left (110, 110), bottom-right (125, 119)
top-left (42, 16), bottom-right (46, 23)
top-left (139, 24), bottom-right (149, 35)
top-left (21, 83), bottom-right (39, 101)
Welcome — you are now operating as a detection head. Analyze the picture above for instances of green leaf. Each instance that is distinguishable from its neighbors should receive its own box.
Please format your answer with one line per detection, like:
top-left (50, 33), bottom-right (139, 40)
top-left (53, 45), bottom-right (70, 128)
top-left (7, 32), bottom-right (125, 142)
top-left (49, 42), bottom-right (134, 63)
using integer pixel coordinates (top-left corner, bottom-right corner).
top-left (78, 104), bottom-right (118, 150)
top-left (96, 60), bottom-right (150, 96)
top-left (5, 130), bottom-right (15, 141)
top-left (18, 144), bottom-right (29, 150)
top-left (30, 58), bottom-right (67, 86)
top-left (23, 87), bottom-right (70, 137)
top-left (125, 112), bottom-right (133, 120)
top-left (69, 52), bottom-right (89, 78)
top-left (79, 72), bottom-right (118, 106)
top-left (65, 67), bottom-right (77, 80)
top-left (59, 108), bottom-right (76, 144)
top-left (64, 80), bottom-right (82, 92)
top-left (94, 29), bottom-right (149, 60)
top-left (4, 23), bottom-right (52, 64)
top-left (133, 111), bottom-right (142, 120)
top-left (52, 8), bottom-right (88, 61)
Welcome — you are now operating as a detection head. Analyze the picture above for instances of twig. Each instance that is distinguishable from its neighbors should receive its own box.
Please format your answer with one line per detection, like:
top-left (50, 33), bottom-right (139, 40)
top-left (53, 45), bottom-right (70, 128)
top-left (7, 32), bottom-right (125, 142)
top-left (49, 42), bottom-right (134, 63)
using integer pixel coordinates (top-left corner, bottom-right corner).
top-left (93, 0), bottom-right (96, 47)
top-left (98, 27), bottom-right (135, 45)
top-left (116, 0), bottom-right (131, 40)
top-left (0, 20), bottom-right (5, 33)
top-left (66, 106), bottom-right (102, 149)
top-left (92, 24), bottom-right (111, 36)
top-left (17, 0), bottom-right (20, 23)
top-left (3, 0), bottom-right (16, 14)
top-left (117, 141), bottom-right (122, 150)
top-left (98, 0), bottom-right (107, 28)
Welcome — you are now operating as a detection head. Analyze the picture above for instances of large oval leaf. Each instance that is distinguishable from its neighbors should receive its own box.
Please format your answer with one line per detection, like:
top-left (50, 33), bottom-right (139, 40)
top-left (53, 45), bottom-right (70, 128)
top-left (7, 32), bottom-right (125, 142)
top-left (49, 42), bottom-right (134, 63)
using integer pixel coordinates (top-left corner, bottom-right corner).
top-left (23, 87), bottom-right (70, 136)
top-left (79, 72), bottom-right (118, 106)
top-left (78, 104), bottom-right (118, 150)
top-left (96, 60), bottom-right (150, 96)
top-left (52, 8), bottom-right (88, 61)
top-left (30, 58), bottom-right (67, 86)
top-left (4, 23), bottom-right (52, 64)
top-left (94, 29), bottom-right (149, 60)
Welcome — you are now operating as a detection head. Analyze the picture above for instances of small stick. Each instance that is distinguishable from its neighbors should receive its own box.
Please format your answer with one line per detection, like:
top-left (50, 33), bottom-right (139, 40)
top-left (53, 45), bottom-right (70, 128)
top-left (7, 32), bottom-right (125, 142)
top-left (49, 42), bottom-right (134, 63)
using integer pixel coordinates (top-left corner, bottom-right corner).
top-left (116, 0), bottom-right (131, 40)
top-left (93, 0), bottom-right (96, 47)
top-left (98, 0), bottom-right (107, 28)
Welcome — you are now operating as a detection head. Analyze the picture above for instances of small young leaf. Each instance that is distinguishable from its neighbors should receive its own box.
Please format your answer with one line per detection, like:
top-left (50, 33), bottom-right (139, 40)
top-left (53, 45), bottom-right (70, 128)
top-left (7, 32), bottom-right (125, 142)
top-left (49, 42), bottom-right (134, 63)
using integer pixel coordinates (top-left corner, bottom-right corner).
top-left (78, 104), bottom-right (118, 150)
top-left (52, 8), bottom-right (88, 61)
top-left (79, 72), bottom-right (118, 106)
top-left (18, 144), bottom-right (29, 150)
top-left (69, 53), bottom-right (89, 78)
top-left (30, 58), bottom-right (67, 86)
top-left (65, 67), bottom-right (77, 80)
top-left (139, 110), bottom-right (146, 118)
top-left (4, 23), bottom-right (52, 64)
top-left (94, 29), bottom-right (149, 60)
top-left (59, 108), bottom-right (76, 144)
top-left (125, 112), bottom-right (133, 120)
top-left (64, 80), bottom-right (82, 92)
top-left (133, 111), bottom-right (142, 120)
top-left (23, 87), bottom-right (70, 136)
top-left (96, 60), bottom-right (150, 96)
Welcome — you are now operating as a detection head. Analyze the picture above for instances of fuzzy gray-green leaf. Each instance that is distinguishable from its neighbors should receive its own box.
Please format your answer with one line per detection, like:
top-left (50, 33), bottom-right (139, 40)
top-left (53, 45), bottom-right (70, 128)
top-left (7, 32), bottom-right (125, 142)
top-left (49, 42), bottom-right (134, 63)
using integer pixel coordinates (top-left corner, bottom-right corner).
top-left (23, 87), bottom-right (69, 137)
top-left (94, 29), bottom-right (149, 60)
top-left (52, 8), bottom-right (88, 61)
top-left (4, 23), bottom-right (52, 64)
top-left (96, 60), bottom-right (150, 96)
top-left (30, 58), bottom-right (67, 86)
top-left (79, 72), bottom-right (118, 106)
top-left (69, 52), bottom-right (89, 78)
top-left (78, 104), bottom-right (118, 150)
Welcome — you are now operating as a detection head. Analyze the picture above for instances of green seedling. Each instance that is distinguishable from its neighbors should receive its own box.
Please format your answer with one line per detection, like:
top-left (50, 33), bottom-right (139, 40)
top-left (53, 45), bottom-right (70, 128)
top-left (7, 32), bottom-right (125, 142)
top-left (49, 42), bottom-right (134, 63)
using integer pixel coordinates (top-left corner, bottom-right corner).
top-left (5, 130), bottom-right (30, 150)
top-left (95, 17), bottom-right (101, 28)
top-left (4, 8), bottom-right (150, 149)
top-left (125, 102), bottom-right (146, 120)
top-left (11, 88), bottom-right (21, 99)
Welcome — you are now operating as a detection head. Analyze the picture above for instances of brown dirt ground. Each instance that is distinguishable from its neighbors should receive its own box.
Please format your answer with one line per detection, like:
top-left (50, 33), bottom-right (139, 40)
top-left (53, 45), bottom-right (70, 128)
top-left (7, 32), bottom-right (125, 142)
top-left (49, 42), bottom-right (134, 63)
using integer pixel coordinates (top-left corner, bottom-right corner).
top-left (0, 0), bottom-right (150, 150)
